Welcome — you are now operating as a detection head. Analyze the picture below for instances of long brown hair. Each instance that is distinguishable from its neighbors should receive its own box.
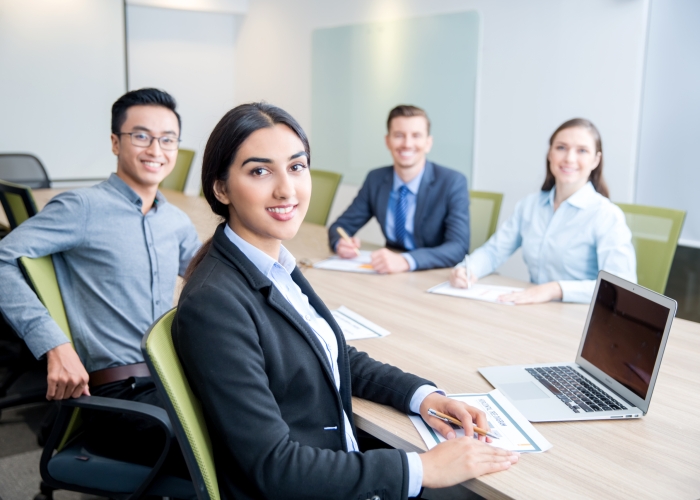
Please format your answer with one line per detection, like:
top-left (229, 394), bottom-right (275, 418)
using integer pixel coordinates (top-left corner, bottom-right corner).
top-left (541, 118), bottom-right (609, 198)
top-left (184, 102), bottom-right (311, 280)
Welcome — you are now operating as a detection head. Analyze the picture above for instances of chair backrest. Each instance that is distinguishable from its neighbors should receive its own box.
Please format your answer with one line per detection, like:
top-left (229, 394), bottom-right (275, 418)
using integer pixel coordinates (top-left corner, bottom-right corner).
top-left (306, 170), bottom-right (343, 226)
top-left (142, 309), bottom-right (219, 500)
top-left (18, 256), bottom-right (72, 342)
top-left (0, 153), bottom-right (51, 188)
top-left (19, 255), bottom-right (81, 449)
top-left (616, 203), bottom-right (686, 294)
top-left (0, 179), bottom-right (39, 229)
top-left (469, 190), bottom-right (503, 252)
top-left (161, 149), bottom-right (195, 192)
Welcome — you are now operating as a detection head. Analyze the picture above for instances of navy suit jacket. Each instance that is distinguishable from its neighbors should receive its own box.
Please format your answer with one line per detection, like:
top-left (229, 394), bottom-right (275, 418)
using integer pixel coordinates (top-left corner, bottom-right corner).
top-left (328, 161), bottom-right (470, 270)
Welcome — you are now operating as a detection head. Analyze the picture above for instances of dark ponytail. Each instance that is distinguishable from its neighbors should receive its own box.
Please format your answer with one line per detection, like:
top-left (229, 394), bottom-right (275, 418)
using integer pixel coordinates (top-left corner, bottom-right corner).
top-left (184, 102), bottom-right (310, 280)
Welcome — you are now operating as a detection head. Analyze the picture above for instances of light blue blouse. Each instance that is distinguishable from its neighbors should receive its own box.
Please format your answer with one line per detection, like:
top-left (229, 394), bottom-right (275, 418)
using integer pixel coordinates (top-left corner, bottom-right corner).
top-left (466, 182), bottom-right (637, 303)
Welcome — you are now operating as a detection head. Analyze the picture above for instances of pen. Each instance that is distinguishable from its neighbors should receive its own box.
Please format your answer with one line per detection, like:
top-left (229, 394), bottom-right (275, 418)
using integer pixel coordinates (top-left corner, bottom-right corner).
top-left (427, 408), bottom-right (499, 440)
top-left (336, 227), bottom-right (360, 257)
top-left (463, 255), bottom-right (472, 289)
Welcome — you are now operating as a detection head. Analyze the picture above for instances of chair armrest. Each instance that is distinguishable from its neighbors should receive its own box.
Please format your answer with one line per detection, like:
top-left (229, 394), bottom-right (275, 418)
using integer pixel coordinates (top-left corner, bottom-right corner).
top-left (59, 395), bottom-right (173, 437)
top-left (40, 395), bottom-right (176, 500)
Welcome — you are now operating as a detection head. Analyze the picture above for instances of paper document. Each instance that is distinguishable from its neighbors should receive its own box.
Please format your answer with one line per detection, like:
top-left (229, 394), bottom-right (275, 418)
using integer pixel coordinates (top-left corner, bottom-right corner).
top-left (313, 251), bottom-right (376, 274)
top-left (409, 390), bottom-right (552, 453)
top-left (331, 306), bottom-right (390, 340)
top-left (427, 281), bottom-right (524, 305)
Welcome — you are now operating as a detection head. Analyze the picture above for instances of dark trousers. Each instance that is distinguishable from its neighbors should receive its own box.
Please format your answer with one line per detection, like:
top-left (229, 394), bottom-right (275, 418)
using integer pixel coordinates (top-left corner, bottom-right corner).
top-left (85, 376), bottom-right (189, 478)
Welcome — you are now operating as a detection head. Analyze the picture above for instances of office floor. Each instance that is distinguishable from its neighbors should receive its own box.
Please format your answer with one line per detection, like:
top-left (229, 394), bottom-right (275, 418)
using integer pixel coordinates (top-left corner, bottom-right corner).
top-left (0, 403), bottom-right (105, 500)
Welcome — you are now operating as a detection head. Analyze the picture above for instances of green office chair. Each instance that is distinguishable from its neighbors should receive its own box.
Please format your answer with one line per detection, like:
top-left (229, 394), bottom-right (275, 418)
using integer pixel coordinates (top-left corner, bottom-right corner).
top-left (469, 190), bottom-right (503, 252)
top-left (161, 148), bottom-right (196, 192)
top-left (305, 170), bottom-right (343, 226)
top-left (142, 309), bottom-right (220, 500)
top-left (616, 203), bottom-right (686, 294)
top-left (0, 257), bottom-right (56, 417)
top-left (19, 256), bottom-right (195, 500)
top-left (0, 179), bottom-right (38, 230)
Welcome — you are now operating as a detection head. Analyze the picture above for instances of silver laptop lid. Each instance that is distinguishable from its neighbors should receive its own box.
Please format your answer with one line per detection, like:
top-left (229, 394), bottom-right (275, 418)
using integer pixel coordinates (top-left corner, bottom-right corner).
top-left (575, 271), bottom-right (676, 414)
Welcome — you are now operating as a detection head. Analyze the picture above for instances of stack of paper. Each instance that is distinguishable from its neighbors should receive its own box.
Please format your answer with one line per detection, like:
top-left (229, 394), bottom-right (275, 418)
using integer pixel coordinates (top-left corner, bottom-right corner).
top-left (313, 251), bottom-right (376, 274)
top-left (427, 281), bottom-right (524, 305)
top-left (331, 306), bottom-right (390, 340)
top-left (409, 390), bottom-right (552, 453)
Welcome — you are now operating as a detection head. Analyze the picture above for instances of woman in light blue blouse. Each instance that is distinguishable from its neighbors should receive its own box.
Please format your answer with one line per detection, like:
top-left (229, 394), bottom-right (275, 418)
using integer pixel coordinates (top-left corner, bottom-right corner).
top-left (450, 118), bottom-right (636, 304)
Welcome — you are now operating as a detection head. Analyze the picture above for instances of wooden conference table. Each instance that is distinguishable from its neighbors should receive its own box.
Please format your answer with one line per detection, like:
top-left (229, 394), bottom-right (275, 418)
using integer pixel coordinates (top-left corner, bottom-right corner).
top-left (33, 188), bottom-right (700, 499)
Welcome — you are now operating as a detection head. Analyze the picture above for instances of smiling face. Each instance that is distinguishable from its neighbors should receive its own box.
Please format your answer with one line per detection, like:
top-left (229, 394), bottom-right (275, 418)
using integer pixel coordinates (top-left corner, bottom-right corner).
top-left (213, 124), bottom-right (311, 258)
top-left (547, 126), bottom-right (601, 192)
top-left (111, 105), bottom-right (180, 193)
top-left (385, 116), bottom-right (433, 175)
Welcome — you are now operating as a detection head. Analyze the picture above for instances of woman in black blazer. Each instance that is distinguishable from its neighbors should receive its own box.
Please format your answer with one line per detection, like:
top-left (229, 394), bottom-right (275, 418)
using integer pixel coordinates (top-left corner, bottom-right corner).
top-left (173, 103), bottom-right (518, 500)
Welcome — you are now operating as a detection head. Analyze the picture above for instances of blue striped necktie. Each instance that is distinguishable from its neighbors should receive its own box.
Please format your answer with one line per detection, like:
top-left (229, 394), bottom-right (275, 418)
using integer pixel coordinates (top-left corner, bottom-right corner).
top-left (394, 185), bottom-right (410, 248)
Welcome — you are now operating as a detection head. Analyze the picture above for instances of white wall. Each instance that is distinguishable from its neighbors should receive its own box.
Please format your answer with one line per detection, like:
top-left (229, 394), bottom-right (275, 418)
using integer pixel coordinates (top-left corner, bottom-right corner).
top-left (635, 0), bottom-right (700, 247)
top-left (0, 0), bottom-right (126, 180)
top-left (233, 0), bottom-right (650, 278)
top-left (127, 5), bottom-right (238, 194)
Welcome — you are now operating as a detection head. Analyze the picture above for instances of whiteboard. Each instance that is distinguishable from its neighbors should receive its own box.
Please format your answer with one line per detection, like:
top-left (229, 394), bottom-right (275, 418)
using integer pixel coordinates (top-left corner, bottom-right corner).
top-left (311, 12), bottom-right (480, 186)
top-left (0, 0), bottom-right (127, 181)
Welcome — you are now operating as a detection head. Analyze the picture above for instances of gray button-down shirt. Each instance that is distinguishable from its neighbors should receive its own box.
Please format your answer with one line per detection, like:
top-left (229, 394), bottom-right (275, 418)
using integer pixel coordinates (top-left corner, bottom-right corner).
top-left (0, 174), bottom-right (201, 372)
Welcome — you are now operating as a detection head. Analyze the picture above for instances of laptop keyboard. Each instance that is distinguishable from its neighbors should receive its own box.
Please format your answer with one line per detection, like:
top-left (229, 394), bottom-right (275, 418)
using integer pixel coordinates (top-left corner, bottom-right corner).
top-left (525, 366), bottom-right (628, 413)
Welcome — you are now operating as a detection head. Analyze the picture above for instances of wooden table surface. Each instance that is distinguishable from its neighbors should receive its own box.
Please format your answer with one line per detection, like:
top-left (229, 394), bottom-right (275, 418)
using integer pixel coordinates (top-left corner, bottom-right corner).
top-left (33, 187), bottom-right (700, 499)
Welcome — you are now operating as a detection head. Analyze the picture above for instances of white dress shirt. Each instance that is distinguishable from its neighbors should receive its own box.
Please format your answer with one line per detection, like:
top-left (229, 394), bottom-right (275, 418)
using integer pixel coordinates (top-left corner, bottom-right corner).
top-left (224, 225), bottom-right (437, 497)
top-left (466, 182), bottom-right (637, 303)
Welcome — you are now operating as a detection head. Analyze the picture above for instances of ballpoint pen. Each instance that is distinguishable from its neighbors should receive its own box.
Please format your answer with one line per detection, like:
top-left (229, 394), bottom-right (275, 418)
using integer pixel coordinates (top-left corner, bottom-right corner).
top-left (463, 255), bottom-right (472, 289)
top-left (336, 227), bottom-right (361, 257)
top-left (427, 408), bottom-right (499, 440)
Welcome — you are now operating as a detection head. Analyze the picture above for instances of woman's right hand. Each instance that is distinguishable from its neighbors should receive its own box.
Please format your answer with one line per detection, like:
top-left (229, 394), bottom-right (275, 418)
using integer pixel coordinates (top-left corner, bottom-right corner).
top-left (336, 236), bottom-right (361, 259)
top-left (420, 438), bottom-right (519, 488)
top-left (450, 266), bottom-right (476, 288)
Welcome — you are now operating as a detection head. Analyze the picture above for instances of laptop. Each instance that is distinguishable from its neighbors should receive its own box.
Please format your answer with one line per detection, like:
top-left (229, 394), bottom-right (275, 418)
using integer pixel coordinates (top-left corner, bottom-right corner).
top-left (479, 271), bottom-right (677, 422)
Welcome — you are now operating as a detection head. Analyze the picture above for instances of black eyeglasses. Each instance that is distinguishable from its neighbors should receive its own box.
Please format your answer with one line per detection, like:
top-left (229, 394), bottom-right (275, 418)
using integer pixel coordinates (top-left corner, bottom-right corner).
top-left (118, 131), bottom-right (181, 151)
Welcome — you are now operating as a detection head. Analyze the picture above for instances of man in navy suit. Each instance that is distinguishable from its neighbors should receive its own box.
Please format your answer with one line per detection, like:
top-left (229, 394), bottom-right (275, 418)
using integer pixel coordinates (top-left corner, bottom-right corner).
top-left (328, 105), bottom-right (470, 273)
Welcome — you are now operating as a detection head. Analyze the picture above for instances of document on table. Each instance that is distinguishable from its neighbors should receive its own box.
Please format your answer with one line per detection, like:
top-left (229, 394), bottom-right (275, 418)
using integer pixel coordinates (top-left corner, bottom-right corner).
top-left (331, 306), bottom-right (390, 340)
top-left (313, 250), bottom-right (376, 273)
top-left (427, 281), bottom-right (524, 305)
top-left (409, 390), bottom-right (552, 453)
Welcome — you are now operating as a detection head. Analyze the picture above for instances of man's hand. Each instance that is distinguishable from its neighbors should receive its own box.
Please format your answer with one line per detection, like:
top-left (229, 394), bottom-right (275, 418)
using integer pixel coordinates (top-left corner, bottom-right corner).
top-left (449, 266), bottom-right (477, 289)
top-left (370, 248), bottom-right (410, 274)
top-left (498, 281), bottom-right (562, 305)
top-left (46, 343), bottom-right (90, 400)
top-left (336, 236), bottom-right (361, 259)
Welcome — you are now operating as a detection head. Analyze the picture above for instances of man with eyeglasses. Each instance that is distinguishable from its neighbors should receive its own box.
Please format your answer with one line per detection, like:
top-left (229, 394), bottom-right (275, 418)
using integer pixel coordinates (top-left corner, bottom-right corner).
top-left (0, 88), bottom-right (200, 472)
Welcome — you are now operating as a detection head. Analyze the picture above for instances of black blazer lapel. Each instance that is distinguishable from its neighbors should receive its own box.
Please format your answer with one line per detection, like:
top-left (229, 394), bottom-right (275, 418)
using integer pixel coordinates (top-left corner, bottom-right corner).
top-left (264, 287), bottom-right (337, 380)
top-left (413, 161), bottom-right (436, 248)
top-left (292, 268), bottom-right (354, 414)
top-left (212, 225), bottom-right (338, 390)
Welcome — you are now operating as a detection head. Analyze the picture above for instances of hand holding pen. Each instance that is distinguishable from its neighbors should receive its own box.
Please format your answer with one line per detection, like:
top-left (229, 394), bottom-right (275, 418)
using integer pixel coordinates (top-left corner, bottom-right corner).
top-left (428, 409), bottom-right (499, 440)
top-left (449, 255), bottom-right (476, 289)
top-left (418, 394), bottom-right (518, 488)
top-left (336, 227), bottom-right (361, 258)
top-left (420, 393), bottom-right (492, 443)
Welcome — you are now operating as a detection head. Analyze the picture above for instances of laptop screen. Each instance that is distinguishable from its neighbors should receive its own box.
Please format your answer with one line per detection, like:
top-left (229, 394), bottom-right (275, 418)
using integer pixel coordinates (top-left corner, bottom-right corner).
top-left (580, 278), bottom-right (670, 399)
